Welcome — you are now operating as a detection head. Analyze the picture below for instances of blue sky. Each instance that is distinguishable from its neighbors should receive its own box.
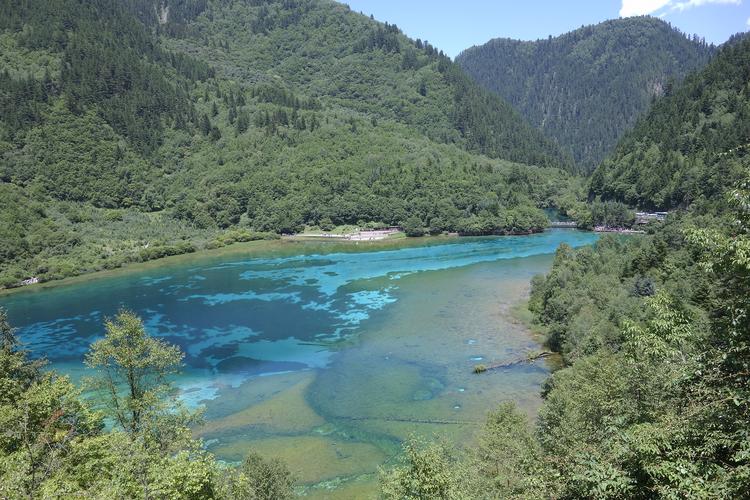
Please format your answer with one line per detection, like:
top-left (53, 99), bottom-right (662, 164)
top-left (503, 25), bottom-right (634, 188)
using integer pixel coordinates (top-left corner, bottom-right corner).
top-left (343, 0), bottom-right (750, 58)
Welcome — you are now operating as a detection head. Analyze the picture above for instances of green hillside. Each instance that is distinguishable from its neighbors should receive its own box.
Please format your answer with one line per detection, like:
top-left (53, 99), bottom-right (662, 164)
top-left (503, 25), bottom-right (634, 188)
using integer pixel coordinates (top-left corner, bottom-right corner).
top-left (590, 35), bottom-right (750, 209)
top-left (456, 17), bottom-right (714, 172)
top-left (0, 0), bottom-right (580, 288)
top-left (161, 0), bottom-right (571, 168)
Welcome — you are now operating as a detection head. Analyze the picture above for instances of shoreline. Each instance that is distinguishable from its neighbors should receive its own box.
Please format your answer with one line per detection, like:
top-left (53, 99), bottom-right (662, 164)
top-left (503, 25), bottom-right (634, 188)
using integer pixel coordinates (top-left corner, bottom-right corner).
top-left (0, 228), bottom-right (583, 298)
top-left (0, 234), bottom-right (457, 298)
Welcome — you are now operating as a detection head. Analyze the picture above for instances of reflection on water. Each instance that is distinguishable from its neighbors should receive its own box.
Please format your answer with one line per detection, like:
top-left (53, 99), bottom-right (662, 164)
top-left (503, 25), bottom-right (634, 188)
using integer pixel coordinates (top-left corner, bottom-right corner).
top-left (1, 230), bottom-right (597, 496)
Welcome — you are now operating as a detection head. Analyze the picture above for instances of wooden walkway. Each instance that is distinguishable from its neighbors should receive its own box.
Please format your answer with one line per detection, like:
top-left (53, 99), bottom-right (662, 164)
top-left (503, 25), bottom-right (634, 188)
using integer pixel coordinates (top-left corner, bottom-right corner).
top-left (550, 221), bottom-right (578, 228)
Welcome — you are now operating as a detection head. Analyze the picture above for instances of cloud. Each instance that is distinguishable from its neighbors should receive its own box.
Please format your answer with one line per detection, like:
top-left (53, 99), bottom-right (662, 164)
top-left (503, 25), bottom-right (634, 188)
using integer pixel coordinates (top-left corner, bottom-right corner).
top-left (672, 0), bottom-right (741, 11)
top-left (620, 0), bottom-right (742, 16)
top-left (747, 15), bottom-right (750, 25)
top-left (620, 0), bottom-right (671, 16)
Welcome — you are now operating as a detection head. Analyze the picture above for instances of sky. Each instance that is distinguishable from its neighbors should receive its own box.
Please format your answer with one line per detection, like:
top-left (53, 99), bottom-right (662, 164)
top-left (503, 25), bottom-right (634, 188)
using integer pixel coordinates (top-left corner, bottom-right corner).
top-left (343, 0), bottom-right (750, 58)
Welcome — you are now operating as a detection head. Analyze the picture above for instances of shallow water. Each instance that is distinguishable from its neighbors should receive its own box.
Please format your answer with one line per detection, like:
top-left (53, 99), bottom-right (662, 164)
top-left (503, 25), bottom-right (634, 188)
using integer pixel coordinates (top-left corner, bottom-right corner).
top-left (1, 230), bottom-right (597, 497)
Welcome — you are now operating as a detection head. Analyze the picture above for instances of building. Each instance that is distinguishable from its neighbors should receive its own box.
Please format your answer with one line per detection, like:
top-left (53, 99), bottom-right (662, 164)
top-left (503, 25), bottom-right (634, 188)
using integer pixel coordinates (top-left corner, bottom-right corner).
top-left (635, 212), bottom-right (668, 225)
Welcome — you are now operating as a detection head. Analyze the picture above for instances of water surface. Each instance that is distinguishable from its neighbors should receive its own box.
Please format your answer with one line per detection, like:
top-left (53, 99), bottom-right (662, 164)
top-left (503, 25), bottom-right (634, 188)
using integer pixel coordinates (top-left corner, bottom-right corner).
top-left (1, 230), bottom-right (597, 496)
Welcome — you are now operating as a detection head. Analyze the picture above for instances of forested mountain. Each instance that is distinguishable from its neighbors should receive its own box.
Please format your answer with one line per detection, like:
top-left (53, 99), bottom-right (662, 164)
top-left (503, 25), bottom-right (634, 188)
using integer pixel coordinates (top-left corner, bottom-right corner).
top-left (161, 0), bottom-right (570, 167)
top-left (0, 0), bottom-right (578, 288)
top-left (456, 17), bottom-right (715, 172)
top-left (590, 36), bottom-right (750, 209)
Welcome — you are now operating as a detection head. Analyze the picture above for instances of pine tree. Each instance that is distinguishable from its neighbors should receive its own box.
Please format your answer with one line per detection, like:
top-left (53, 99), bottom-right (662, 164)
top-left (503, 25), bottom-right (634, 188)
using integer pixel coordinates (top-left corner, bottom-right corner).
top-left (200, 113), bottom-right (211, 135)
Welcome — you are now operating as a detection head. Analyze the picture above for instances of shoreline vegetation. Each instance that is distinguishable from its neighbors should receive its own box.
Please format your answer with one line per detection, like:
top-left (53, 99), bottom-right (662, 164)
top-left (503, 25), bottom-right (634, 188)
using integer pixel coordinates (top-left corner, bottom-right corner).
top-left (12, 181), bottom-right (668, 293)
top-left (1, 220), bottom-right (647, 295)
top-left (0, 227), bottom-right (555, 296)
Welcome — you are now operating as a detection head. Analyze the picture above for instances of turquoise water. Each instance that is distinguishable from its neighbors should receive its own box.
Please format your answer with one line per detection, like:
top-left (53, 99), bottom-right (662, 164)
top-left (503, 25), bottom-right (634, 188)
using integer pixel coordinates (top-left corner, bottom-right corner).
top-left (1, 230), bottom-right (597, 496)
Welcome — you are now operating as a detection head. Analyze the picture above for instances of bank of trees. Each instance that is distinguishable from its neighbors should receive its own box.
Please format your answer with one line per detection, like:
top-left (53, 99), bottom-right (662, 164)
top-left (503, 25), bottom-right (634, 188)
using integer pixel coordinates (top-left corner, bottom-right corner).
top-left (380, 173), bottom-right (750, 498)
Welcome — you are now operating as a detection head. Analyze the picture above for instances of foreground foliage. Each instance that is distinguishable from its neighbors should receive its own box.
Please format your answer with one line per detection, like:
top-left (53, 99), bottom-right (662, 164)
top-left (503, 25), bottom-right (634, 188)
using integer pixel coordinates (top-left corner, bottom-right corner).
top-left (0, 310), bottom-right (295, 499)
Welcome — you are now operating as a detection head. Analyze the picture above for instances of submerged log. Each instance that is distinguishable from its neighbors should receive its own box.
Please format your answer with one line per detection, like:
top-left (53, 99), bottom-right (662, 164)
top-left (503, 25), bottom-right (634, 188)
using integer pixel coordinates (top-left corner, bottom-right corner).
top-left (331, 415), bottom-right (480, 425)
top-left (473, 351), bottom-right (555, 374)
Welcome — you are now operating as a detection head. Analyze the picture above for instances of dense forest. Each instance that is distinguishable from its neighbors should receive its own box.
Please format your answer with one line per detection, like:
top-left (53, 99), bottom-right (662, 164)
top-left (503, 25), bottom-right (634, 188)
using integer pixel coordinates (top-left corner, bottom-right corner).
top-left (456, 17), bottom-right (715, 172)
top-left (590, 35), bottom-right (750, 210)
top-left (162, 0), bottom-right (570, 168)
top-left (0, 0), bottom-right (579, 289)
top-left (378, 26), bottom-right (750, 500)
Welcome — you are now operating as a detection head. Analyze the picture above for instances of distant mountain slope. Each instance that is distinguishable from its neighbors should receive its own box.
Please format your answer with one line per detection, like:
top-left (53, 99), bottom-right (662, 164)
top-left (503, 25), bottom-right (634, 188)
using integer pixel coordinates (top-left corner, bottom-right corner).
top-left (589, 36), bottom-right (750, 210)
top-left (163, 0), bottom-right (571, 169)
top-left (0, 0), bottom-right (579, 287)
top-left (456, 17), bottom-right (714, 172)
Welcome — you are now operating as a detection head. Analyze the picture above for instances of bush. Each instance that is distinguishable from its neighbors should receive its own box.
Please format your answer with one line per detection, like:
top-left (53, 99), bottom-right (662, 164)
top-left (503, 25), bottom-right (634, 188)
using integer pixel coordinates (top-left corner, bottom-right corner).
top-left (380, 438), bottom-right (465, 500)
top-left (221, 452), bottom-right (295, 500)
top-left (103, 210), bottom-right (124, 222)
top-left (319, 217), bottom-right (334, 232)
top-left (402, 216), bottom-right (425, 237)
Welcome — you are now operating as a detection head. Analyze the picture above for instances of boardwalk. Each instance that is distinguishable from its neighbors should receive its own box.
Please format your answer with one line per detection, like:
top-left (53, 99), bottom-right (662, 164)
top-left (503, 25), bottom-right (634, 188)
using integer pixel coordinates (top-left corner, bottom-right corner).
top-left (594, 226), bottom-right (645, 234)
top-left (289, 227), bottom-right (403, 241)
top-left (550, 221), bottom-right (578, 228)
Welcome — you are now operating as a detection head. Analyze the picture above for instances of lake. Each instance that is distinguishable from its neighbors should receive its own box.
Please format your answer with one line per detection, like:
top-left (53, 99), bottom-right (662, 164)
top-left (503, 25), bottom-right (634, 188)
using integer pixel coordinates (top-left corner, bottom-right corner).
top-left (1, 230), bottom-right (598, 497)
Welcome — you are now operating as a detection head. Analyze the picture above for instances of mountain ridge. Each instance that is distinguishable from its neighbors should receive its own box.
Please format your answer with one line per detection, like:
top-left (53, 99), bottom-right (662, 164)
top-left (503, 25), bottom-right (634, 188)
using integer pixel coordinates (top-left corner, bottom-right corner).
top-left (590, 35), bottom-right (750, 210)
top-left (456, 16), bottom-right (715, 172)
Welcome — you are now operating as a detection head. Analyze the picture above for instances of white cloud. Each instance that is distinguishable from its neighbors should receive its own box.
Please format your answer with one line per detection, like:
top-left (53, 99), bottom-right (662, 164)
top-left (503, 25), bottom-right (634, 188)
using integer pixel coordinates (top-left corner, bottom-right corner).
top-left (620, 0), bottom-right (742, 16)
top-left (620, 0), bottom-right (671, 16)
top-left (747, 15), bottom-right (750, 25)
top-left (672, 0), bottom-right (741, 11)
